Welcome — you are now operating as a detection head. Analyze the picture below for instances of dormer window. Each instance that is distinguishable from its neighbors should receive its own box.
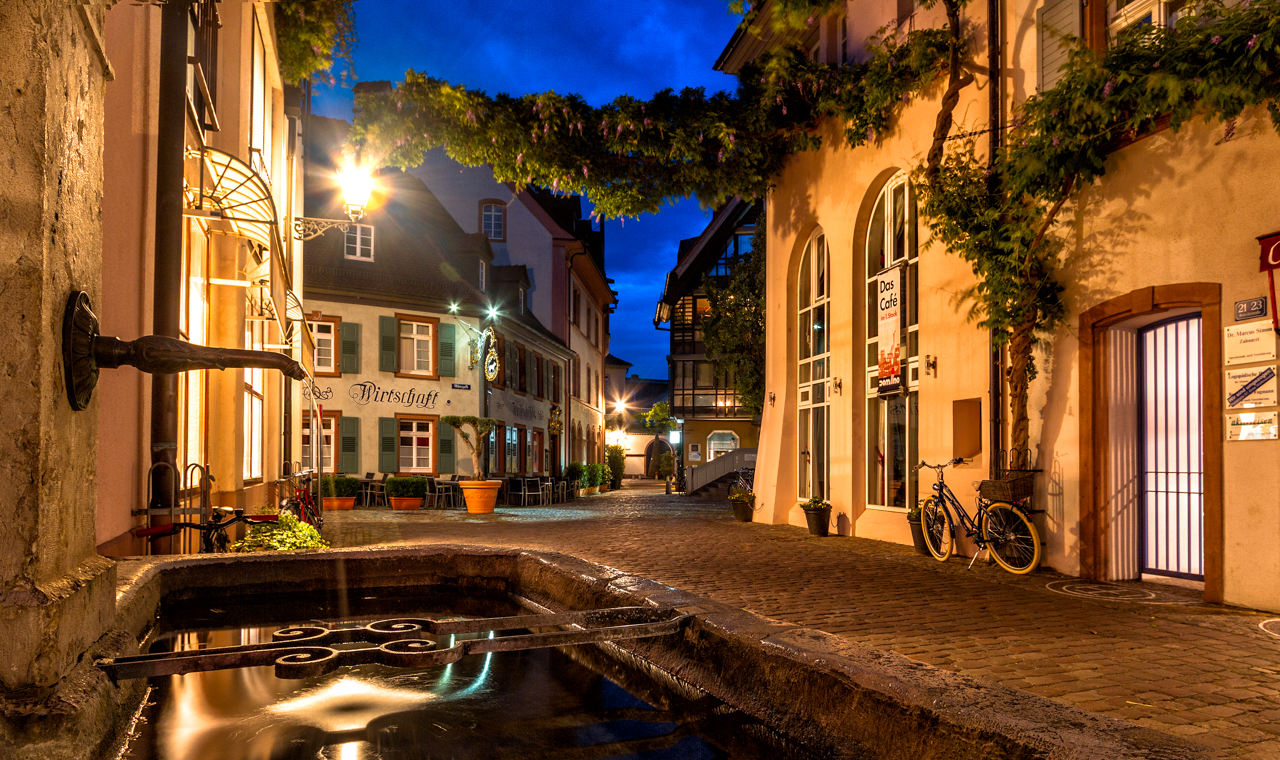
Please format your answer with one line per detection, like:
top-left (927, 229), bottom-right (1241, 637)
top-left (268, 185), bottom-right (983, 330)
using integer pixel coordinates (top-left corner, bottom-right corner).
top-left (518, 288), bottom-right (525, 314)
top-left (479, 260), bottom-right (487, 291)
top-left (345, 224), bottom-right (374, 261)
top-left (481, 201), bottom-right (505, 241)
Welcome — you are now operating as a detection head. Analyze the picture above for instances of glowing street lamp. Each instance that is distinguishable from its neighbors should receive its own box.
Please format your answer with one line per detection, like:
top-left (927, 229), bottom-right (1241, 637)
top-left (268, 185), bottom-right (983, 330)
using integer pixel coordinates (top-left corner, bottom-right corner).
top-left (293, 161), bottom-right (378, 240)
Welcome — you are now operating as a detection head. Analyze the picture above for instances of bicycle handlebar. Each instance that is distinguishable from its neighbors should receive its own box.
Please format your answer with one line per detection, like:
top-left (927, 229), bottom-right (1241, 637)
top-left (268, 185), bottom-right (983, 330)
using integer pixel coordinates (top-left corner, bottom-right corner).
top-left (913, 457), bottom-right (968, 472)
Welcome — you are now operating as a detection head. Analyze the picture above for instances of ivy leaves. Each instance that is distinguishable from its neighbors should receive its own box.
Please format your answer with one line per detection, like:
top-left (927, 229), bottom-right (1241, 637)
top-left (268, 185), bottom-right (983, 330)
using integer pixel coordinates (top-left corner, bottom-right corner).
top-left (351, 31), bottom-right (950, 219)
top-left (274, 0), bottom-right (356, 86)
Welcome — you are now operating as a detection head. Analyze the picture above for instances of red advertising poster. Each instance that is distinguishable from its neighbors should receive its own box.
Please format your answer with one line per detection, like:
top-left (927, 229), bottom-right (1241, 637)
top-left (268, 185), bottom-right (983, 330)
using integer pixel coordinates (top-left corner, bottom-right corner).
top-left (876, 267), bottom-right (904, 395)
top-left (1258, 232), bottom-right (1280, 333)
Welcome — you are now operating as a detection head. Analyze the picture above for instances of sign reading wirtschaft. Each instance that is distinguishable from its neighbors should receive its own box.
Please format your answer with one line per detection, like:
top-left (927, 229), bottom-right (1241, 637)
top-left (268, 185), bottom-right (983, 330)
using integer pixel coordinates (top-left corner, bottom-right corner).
top-left (876, 267), bottom-right (904, 396)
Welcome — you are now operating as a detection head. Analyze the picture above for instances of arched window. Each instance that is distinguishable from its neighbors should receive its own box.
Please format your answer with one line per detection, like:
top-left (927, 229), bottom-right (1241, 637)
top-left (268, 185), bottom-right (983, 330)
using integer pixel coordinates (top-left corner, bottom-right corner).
top-left (864, 172), bottom-right (919, 510)
top-left (480, 201), bottom-right (505, 241)
top-left (797, 231), bottom-right (830, 501)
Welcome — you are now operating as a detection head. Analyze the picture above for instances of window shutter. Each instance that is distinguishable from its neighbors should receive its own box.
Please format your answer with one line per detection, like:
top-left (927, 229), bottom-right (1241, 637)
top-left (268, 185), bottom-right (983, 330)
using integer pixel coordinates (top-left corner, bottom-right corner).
top-left (438, 323), bottom-right (456, 377)
top-left (339, 322), bottom-right (360, 374)
top-left (378, 417), bottom-right (398, 473)
top-left (496, 336), bottom-right (505, 387)
top-left (1038, 0), bottom-right (1081, 91)
top-left (338, 416), bottom-right (360, 474)
top-left (438, 422), bottom-right (455, 473)
top-left (379, 316), bottom-right (398, 372)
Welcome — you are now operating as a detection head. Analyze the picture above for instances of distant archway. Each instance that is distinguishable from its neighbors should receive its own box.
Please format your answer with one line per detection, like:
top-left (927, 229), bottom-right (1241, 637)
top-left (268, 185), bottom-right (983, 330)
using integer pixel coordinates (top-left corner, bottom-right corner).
top-left (644, 438), bottom-right (674, 478)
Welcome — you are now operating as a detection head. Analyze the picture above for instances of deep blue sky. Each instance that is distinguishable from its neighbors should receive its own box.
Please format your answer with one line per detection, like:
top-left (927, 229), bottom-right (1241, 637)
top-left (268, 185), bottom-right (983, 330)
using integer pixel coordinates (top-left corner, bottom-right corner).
top-left (312, 1), bottom-right (745, 381)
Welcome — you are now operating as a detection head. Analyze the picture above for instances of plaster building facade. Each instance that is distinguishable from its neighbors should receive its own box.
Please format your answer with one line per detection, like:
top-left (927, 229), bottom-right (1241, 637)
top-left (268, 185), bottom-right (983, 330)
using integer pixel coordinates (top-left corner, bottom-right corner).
top-left (604, 355), bottom-right (674, 478)
top-left (655, 198), bottom-right (762, 471)
top-left (300, 118), bottom-right (574, 480)
top-left (97, 0), bottom-right (309, 555)
top-left (734, 1), bottom-right (1280, 610)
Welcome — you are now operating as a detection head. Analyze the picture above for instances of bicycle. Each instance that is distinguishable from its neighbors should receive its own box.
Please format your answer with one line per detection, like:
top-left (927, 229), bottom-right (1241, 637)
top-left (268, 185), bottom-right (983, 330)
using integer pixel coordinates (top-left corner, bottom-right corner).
top-left (278, 469), bottom-right (322, 530)
top-left (135, 507), bottom-right (278, 553)
top-left (914, 458), bottom-right (1042, 575)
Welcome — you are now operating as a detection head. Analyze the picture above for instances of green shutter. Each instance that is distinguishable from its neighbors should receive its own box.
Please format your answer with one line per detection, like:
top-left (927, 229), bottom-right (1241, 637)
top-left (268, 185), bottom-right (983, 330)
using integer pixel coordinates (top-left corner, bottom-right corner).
top-left (438, 421), bottom-right (454, 473)
top-left (378, 417), bottom-right (398, 473)
top-left (338, 416), bottom-right (360, 474)
top-left (438, 323), bottom-right (456, 377)
top-left (339, 321), bottom-right (360, 374)
top-left (379, 316), bottom-right (397, 372)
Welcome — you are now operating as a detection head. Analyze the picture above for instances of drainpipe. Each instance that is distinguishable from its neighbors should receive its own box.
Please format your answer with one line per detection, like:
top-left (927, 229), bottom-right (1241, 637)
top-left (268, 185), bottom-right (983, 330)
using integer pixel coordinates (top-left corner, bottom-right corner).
top-left (150, 0), bottom-right (190, 517)
top-left (988, 0), bottom-right (1004, 478)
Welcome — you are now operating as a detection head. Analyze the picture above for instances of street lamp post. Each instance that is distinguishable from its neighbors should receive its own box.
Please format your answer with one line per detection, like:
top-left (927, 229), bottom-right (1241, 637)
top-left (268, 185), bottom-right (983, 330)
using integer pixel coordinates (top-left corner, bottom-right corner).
top-left (292, 164), bottom-right (376, 241)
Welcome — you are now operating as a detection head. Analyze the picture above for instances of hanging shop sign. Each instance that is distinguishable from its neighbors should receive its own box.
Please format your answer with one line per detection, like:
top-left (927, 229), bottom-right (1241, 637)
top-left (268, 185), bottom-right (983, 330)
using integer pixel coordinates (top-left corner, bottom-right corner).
top-left (1256, 231), bottom-right (1280, 334)
top-left (1226, 366), bottom-right (1278, 409)
top-left (1225, 320), bottom-right (1278, 366)
top-left (876, 267), bottom-right (904, 396)
top-left (1227, 410), bottom-right (1278, 441)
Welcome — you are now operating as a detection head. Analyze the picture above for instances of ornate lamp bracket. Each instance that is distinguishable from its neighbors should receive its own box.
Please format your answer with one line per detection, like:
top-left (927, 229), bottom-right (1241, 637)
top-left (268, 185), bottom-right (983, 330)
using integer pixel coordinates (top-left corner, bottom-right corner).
top-left (468, 326), bottom-right (501, 382)
top-left (292, 217), bottom-right (351, 241)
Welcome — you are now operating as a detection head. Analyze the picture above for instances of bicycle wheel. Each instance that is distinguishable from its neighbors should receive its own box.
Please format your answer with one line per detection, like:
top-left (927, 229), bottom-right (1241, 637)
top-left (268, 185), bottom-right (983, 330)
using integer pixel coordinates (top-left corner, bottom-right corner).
top-left (981, 502), bottom-right (1041, 574)
top-left (920, 497), bottom-right (953, 561)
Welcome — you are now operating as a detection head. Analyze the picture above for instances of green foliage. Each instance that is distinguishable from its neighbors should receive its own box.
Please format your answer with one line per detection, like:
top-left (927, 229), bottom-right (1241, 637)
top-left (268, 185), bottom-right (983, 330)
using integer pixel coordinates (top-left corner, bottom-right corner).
top-left (728, 0), bottom-right (848, 34)
top-left (606, 445), bottom-right (627, 488)
top-left (728, 490), bottom-right (755, 502)
top-left (321, 475), bottom-right (361, 498)
top-left (642, 402), bottom-right (678, 433)
top-left (586, 463), bottom-right (607, 487)
top-left (701, 214), bottom-right (767, 415)
top-left (232, 513), bottom-right (329, 553)
top-left (656, 452), bottom-right (675, 480)
top-left (802, 496), bottom-right (830, 512)
top-left (384, 477), bottom-right (427, 498)
top-left (565, 461), bottom-right (586, 487)
top-left (351, 30), bottom-right (949, 218)
top-left (274, 0), bottom-right (356, 86)
top-left (441, 416), bottom-right (500, 478)
top-left (907, 502), bottom-right (922, 520)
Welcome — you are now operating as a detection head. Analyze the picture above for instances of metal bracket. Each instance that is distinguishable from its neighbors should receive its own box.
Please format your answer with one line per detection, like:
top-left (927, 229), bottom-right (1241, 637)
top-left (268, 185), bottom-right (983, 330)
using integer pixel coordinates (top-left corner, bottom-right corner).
top-left (97, 606), bottom-right (691, 681)
top-left (292, 217), bottom-right (351, 241)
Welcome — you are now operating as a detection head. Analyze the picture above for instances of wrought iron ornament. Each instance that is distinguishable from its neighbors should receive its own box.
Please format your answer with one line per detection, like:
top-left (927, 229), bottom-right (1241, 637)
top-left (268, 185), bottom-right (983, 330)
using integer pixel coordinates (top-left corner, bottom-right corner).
top-left (293, 217), bottom-right (351, 241)
top-left (549, 406), bottom-right (564, 435)
top-left (97, 607), bottom-right (690, 681)
top-left (62, 291), bottom-right (306, 411)
top-left (468, 326), bottom-right (501, 382)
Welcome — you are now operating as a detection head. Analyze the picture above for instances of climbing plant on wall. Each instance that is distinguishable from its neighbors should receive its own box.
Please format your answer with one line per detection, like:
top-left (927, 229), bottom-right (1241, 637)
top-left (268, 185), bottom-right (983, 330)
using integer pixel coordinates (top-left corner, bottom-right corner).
top-left (275, 0), bottom-right (356, 86)
top-left (701, 217), bottom-right (769, 416)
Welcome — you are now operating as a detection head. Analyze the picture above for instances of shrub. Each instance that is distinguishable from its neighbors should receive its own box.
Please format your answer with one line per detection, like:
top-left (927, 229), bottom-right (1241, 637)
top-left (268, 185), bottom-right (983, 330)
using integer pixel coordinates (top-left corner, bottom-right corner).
top-left (565, 461), bottom-right (585, 488)
top-left (655, 452), bottom-right (674, 480)
top-left (384, 477), bottom-right (427, 498)
top-left (586, 463), bottom-right (603, 487)
top-left (606, 445), bottom-right (626, 488)
top-left (322, 475), bottom-right (361, 498)
top-left (232, 513), bottom-right (329, 552)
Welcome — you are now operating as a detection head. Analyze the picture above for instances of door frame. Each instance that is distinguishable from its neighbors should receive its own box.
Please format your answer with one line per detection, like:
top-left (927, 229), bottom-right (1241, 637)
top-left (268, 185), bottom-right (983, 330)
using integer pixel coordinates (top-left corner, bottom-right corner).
top-left (1079, 284), bottom-right (1223, 601)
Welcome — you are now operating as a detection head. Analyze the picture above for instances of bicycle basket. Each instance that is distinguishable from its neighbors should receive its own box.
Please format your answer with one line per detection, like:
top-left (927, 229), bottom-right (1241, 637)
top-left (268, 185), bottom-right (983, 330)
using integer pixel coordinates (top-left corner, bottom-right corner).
top-left (979, 471), bottom-right (1035, 502)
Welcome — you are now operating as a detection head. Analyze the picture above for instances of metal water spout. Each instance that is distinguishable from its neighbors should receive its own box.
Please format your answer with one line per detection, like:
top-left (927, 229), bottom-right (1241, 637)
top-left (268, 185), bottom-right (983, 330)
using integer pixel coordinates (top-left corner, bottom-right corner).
top-left (62, 290), bottom-right (306, 411)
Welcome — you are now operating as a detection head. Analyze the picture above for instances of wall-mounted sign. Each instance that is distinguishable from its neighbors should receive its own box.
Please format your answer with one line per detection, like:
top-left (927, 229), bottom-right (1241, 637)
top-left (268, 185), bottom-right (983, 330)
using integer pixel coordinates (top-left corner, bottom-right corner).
top-left (1226, 321), bottom-right (1277, 366)
top-left (1235, 297), bottom-right (1268, 322)
top-left (876, 267), bottom-right (904, 396)
top-left (1226, 366), bottom-right (1277, 408)
top-left (491, 396), bottom-right (541, 423)
top-left (688, 443), bottom-right (702, 462)
top-left (1227, 410), bottom-right (1278, 441)
top-left (451, 383), bottom-right (471, 390)
top-left (348, 381), bottom-right (440, 409)
top-left (301, 383), bottom-right (333, 401)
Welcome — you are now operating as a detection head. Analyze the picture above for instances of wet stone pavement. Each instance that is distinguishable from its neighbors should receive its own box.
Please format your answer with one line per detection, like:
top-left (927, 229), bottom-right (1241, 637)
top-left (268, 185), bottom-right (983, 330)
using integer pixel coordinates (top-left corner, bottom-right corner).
top-left (322, 484), bottom-right (1280, 758)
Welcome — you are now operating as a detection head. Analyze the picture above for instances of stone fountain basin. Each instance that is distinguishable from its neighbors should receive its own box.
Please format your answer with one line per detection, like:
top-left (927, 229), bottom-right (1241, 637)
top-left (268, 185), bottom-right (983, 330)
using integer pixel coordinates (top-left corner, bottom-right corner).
top-left (110, 545), bottom-right (1206, 760)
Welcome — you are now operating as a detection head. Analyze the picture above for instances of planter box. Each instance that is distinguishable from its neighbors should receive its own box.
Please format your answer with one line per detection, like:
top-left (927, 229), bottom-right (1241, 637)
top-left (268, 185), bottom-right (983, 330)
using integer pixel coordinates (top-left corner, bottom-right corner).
top-left (389, 497), bottom-right (420, 510)
top-left (327, 497), bottom-right (356, 510)
top-left (576, 488), bottom-right (588, 498)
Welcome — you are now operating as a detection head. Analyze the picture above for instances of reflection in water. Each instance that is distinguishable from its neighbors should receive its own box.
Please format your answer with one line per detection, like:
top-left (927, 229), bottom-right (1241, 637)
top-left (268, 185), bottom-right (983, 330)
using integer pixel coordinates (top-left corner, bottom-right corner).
top-left (132, 593), bottom-right (821, 760)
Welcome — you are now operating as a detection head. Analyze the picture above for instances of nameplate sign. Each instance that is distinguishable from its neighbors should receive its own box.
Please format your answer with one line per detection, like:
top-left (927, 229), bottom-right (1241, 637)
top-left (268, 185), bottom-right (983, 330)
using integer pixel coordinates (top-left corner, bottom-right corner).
top-left (349, 381), bottom-right (440, 409)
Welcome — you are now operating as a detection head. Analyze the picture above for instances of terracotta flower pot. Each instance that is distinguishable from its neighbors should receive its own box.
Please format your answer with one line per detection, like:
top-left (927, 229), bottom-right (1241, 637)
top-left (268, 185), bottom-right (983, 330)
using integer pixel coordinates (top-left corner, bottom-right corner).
top-left (459, 480), bottom-right (501, 514)
top-left (389, 497), bottom-right (420, 510)
top-left (327, 497), bottom-right (356, 510)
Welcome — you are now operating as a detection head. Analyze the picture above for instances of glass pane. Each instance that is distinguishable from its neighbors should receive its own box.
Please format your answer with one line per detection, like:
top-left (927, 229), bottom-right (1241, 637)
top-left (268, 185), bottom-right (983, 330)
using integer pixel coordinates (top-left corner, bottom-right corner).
top-left (799, 249), bottom-right (811, 309)
top-left (812, 357), bottom-right (826, 381)
top-left (908, 261), bottom-right (918, 328)
top-left (867, 193), bottom-right (886, 274)
top-left (907, 182), bottom-right (918, 261)
top-left (400, 337), bottom-right (414, 370)
top-left (799, 310), bottom-right (812, 360)
top-left (812, 303), bottom-right (826, 356)
top-left (812, 381), bottom-right (825, 404)
top-left (813, 406), bottom-right (827, 501)
top-left (887, 395), bottom-right (907, 507)
top-left (695, 362), bottom-right (715, 387)
top-left (866, 282), bottom-right (878, 340)
top-left (908, 330), bottom-right (919, 359)
top-left (798, 409), bottom-right (810, 499)
top-left (891, 182), bottom-right (906, 264)
top-left (816, 236), bottom-right (827, 299)
top-left (908, 392), bottom-right (919, 510)
top-left (867, 399), bottom-right (883, 504)
top-left (799, 361), bottom-right (811, 384)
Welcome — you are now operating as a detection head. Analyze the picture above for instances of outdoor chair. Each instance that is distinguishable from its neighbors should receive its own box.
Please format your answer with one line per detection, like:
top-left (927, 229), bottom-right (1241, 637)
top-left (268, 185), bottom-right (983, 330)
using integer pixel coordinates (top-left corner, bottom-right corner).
top-left (507, 477), bottom-right (533, 506)
top-left (423, 477), bottom-right (441, 509)
top-left (364, 473), bottom-right (389, 508)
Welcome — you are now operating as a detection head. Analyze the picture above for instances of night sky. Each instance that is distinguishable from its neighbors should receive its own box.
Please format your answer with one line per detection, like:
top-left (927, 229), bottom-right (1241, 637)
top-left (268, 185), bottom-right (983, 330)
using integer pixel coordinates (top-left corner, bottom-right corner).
top-left (312, 1), bottom-right (745, 381)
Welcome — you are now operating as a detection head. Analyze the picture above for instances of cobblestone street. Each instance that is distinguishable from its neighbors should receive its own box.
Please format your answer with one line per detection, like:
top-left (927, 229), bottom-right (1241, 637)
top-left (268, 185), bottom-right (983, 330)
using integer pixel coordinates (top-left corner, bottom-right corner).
top-left (323, 484), bottom-right (1280, 758)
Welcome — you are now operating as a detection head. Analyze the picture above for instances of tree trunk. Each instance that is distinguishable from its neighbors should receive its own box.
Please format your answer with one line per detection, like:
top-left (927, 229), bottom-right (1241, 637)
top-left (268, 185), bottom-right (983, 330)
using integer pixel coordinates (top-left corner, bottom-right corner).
top-left (1005, 308), bottom-right (1039, 455)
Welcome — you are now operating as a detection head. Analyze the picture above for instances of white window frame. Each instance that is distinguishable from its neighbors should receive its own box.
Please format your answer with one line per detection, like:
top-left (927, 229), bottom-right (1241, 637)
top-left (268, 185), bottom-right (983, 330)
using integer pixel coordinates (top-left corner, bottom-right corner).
top-left (345, 224), bottom-right (375, 261)
top-left (864, 172), bottom-right (920, 513)
top-left (482, 203), bottom-right (504, 240)
top-left (399, 319), bottom-right (434, 376)
top-left (243, 318), bottom-right (265, 481)
top-left (1111, 0), bottom-right (1187, 36)
top-left (479, 260), bottom-right (487, 291)
top-left (706, 430), bottom-right (740, 461)
top-left (797, 231), bottom-right (830, 502)
top-left (308, 320), bottom-right (336, 374)
top-left (303, 415), bottom-right (336, 473)
top-left (398, 418), bottom-right (434, 473)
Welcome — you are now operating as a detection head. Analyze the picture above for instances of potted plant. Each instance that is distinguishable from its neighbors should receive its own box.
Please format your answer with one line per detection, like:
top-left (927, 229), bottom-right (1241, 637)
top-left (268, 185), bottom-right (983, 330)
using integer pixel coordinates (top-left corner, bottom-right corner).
top-left (440, 415), bottom-right (501, 513)
top-left (385, 476), bottom-right (426, 510)
top-left (728, 490), bottom-right (755, 523)
top-left (588, 463), bottom-right (603, 494)
top-left (321, 475), bottom-right (360, 510)
top-left (801, 496), bottom-right (832, 537)
top-left (231, 513), bottom-right (328, 552)
top-left (906, 501), bottom-right (930, 555)
top-left (606, 444), bottom-right (626, 490)
top-left (565, 462), bottom-right (586, 497)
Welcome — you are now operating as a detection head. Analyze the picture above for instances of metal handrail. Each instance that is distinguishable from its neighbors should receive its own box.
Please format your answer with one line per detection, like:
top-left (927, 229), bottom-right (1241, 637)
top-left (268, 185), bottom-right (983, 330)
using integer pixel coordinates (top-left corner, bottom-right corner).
top-left (686, 447), bottom-right (757, 495)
